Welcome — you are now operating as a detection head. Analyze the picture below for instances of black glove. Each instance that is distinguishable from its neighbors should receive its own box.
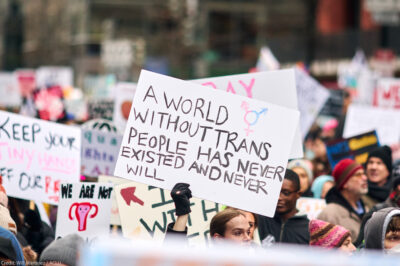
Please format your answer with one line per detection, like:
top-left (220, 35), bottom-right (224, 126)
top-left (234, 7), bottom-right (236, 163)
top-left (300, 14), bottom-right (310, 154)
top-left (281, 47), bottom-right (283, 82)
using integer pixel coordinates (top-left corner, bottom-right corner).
top-left (171, 183), bottom-right (192, 216)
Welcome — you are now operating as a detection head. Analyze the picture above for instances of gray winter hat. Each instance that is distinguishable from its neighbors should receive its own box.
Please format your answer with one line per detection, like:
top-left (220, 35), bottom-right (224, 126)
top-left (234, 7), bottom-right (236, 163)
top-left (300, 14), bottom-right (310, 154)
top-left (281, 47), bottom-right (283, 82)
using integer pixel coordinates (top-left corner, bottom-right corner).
top-left (39, 234), bottom-right (84, 266)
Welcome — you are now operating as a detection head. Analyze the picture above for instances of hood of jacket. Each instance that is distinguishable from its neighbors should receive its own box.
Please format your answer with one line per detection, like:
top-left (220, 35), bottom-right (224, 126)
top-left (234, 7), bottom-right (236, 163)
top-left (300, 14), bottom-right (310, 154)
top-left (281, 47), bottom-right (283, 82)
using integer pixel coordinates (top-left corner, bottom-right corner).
top-left (364, 207), bottom-right (400, 250)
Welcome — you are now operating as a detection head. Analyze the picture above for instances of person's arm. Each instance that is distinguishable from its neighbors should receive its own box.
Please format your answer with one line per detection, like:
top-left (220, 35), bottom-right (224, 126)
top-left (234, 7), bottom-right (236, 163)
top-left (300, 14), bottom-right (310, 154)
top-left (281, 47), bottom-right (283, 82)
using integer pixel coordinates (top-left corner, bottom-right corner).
top-left (172, 214), bottom-right (189, 232)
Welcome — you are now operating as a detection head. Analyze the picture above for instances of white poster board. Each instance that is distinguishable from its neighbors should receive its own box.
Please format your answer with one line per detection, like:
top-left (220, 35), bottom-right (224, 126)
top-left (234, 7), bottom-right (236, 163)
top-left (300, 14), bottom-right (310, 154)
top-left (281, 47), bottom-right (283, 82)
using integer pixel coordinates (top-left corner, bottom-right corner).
top-left (56, 182), bottom-right (113, 240)
top-left (296, 197), bottom-right (327, 220)
top-left (0, 72), bottom-right (21, 107)
top-left (98, 175), bottom-right (130, 225)
top-left (256, 46), bottom-right (280, 71)
top-left (114, 70), bottom-right (300, 217)
top-left (343, 104), bottom-right (400, 145)
top-left (374, 78), bottom-right (400, 109)
top-left (81, 129), bottom-right (123, 177)
top-left (36, 66), bottom-right (73, 88)
top-left (295, 68), bottom-right (330, 138)
top-left (112, 82), bottom-right (137, 132)
top-left (115, 181), bottom-right (223, 246)
top-left (0, 111), bottom-right (81, 204)
top-left (193, 69), bottom-right (303, 159)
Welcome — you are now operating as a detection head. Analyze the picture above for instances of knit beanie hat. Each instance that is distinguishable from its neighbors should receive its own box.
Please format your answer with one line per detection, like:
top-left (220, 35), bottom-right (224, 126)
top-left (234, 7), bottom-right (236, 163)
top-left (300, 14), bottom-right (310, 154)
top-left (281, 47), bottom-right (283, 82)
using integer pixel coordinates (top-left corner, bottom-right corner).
top-left (367, 145), bottom-right (393, 175)
top-left (0, 176), bottom-right (8, 208)
top-left (40, 234), bottom-right (84, 266)
top-left (288, 159), bottom-right (313, 183)
top-left (309, 219), bottom-right (350, 248)
top-left (0, 205), bottom-right (17, 235)
top-left (332, 158), bottom-right (363, 189)
top-left (311, 175), bottom-right (334, 199)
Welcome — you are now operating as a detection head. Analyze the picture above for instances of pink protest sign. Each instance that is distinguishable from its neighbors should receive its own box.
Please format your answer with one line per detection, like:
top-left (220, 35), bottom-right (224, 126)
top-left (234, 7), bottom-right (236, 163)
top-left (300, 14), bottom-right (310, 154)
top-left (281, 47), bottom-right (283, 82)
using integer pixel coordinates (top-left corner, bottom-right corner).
top-left (0, 110), bottom-right (81, 204)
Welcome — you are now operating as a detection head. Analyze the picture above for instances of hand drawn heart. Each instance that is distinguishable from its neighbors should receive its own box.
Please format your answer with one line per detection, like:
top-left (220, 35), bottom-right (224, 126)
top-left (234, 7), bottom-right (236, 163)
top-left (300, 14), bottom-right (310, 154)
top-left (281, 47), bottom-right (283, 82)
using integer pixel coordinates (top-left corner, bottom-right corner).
top-left (121, 101), bottom-right (132, 120)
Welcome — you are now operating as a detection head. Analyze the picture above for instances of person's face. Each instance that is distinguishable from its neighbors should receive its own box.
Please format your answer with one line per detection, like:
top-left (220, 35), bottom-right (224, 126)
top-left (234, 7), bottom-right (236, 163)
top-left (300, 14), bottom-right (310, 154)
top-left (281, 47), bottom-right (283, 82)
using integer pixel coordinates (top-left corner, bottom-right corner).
top-left (222, 215), bottom-right (251, 244)
top-left (343, 169), bottom-right (368, 196)
top-left (276, 179), bottom-right (300, 215)
top-left (292, 167), bottom-right (310, 193)
top-left (321, 181), bottom-right (334, 199)
top-left (240, 211), bottom-right (256, 240)
top-left (384, 230), bottom-right (400, 250)
top-left (312, 138), bottom-right (326, 159)
top-left (339, 236), bottom-right (356, 253)
top-left (366, 157), bottom-right (390, 186)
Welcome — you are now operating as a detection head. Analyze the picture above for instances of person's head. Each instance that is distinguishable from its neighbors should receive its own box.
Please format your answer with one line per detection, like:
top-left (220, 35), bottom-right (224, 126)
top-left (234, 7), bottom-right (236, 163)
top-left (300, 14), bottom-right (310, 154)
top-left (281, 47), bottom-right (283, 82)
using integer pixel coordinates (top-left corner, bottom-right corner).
top-left (309, 219), bottom-right (356, 253)
top-left (40, 234), bottom-right (84, 266)
top-left (311, 175), bottom-right (334, 199)
top-left (287, 159), bottom-right (313, 194)
top-left (224, 207), bottom-right (257, 240)
top-left (276, 169), bottom-right (301, 218)
top-left (210, 209), bottom-right (250, 245)
top-left (366, 146), bottom-right (392, 187)
top-left (332, 158), bottom-right (367, 197)
top-left (365, 207), bottom-right (400, 251)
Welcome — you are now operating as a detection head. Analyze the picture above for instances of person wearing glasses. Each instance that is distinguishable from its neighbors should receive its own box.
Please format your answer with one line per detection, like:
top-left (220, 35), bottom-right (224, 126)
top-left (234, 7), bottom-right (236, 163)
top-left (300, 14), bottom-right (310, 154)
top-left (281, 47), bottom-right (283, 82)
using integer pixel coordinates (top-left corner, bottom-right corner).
top-left (258, 169), bottom-right (310, 245)
top-left (318, 158), bottom-right (369, 242)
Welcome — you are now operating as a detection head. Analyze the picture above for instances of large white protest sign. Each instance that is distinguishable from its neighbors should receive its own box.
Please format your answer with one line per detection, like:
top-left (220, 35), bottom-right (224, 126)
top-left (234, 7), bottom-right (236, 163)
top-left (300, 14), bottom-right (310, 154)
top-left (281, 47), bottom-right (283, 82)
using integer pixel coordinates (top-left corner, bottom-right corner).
top-left (373, 78), bottom-right (400, 109)
top-left (295, 68), bottom-right (330, 138)
top-left (98, 175), bottom-right (130, 225)
top-left (193, 69), bottom-right (303, 159)
top-left (81, 129), bottom-right (123, 177)
top-left (114, 181), bottom-right (223, 246)
top-left (0, 111), bottom-right (81, 204)
top-left (36, 66), bottom-right (73, 88)
top-left (343, 104), bottom-right (400, 145)
top-left (0, 72), bottom-right (21, 107)
top-left (114, 70), bottom-right (300, 217)
top-left (56, 183), bottom-right (113, 240)
top-left (112, 82), bottom-right (137, 132)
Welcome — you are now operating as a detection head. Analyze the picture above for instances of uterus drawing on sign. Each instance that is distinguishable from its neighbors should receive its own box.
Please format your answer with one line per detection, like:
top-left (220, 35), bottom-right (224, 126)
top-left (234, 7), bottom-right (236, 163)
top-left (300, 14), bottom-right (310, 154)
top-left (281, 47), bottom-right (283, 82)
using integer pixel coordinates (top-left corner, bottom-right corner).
top-left (241, 101), bottom-right (268, 136)
top-left (69, 202), bottom-right (98, 232)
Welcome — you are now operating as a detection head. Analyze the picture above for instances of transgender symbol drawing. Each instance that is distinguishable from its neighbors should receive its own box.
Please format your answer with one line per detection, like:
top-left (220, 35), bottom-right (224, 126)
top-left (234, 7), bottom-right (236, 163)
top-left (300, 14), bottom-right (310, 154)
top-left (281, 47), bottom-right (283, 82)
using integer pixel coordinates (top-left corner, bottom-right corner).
top-left (69, 202), bottom-right (98, 231)
top-left (241, 101), bottom-right (268, 136)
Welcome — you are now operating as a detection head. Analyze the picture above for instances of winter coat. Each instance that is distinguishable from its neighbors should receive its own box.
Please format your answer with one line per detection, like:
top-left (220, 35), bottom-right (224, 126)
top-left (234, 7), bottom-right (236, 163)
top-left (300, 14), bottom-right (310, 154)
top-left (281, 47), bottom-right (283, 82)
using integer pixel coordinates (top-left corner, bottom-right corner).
top-left (364, 207), bottom-right (400, 250)
top-left (317, 187), bottom-right (368, 241)
top-left (258, 211), bottom-right (309, 245)
top-left (0, 227), bottom-right (25, 265)
top-left (362, 180), bottom-right (392, 210)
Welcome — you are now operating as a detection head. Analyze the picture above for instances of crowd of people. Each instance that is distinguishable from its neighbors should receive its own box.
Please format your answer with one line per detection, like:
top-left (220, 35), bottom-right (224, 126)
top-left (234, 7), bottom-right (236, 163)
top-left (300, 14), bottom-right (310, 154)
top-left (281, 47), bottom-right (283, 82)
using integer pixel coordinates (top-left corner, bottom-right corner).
top-left (0, 88), bottom-right (400, 265)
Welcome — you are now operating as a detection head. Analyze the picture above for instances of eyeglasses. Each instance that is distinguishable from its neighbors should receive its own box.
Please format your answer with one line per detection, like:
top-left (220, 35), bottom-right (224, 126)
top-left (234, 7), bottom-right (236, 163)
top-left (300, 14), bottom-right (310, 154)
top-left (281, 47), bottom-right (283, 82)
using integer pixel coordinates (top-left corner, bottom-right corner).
top-left (352, 172), bottom-right (366, 179)
top-left (280, 190), bottom-right (297, 197)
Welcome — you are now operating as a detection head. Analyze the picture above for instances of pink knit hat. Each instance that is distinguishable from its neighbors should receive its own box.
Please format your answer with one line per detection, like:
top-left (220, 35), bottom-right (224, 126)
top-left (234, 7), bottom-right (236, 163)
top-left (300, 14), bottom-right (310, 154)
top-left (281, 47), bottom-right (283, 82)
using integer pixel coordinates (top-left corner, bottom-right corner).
top-left (309, 219), bottom-right (350, 248)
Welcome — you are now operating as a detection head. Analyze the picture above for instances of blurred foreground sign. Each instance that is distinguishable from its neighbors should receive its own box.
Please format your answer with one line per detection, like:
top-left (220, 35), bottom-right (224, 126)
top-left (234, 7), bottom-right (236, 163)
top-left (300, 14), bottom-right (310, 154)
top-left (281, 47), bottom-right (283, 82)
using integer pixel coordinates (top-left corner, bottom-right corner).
top-left (114, 70), bottom-right (299, 217)
top-left (0, 111), bottom-right (81, 204)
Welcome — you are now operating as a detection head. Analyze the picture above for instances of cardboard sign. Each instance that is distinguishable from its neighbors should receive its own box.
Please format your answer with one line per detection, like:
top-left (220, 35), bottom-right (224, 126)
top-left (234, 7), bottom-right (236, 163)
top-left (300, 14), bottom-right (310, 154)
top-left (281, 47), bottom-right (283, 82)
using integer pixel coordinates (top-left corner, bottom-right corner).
top-left (115, 181), bottom-right (223, 246)
top-left (112, 82), bottom-right (137, 132)
top-left (0, 111), bottom-right (81, 204)
top-left (256, 47), bottom-right (280, 71)
top-left (14, 69), bottom-right (36, 98)
top-left (56, 183), bottom-right (113, 240)
top-left (192, 69), bottom-right (303, 159)
top-left (373, 78), bottom-right (400, 109)
top-left (343, 104), bottom-right (400, 145)
top-left (326, 131), bottom-right (380, 168)
top-left (0, 72), bottom-right (21, 107)
top-left (83, 74), bottom-right (116, 99)
top-left (88, 99), bottom-right (114, 120)
top-left (295, 69), bottom-right (330, 139)
top-left (36, 66), bottom-right (73, 88)
top-left (114, 70), bottom-right (300, 217)
top-left (296, 197), bottom-right (326, 220)
top-left (98, 175), bottom-right (130, 225)
top-left (81, 130), bottom-right (123, 177)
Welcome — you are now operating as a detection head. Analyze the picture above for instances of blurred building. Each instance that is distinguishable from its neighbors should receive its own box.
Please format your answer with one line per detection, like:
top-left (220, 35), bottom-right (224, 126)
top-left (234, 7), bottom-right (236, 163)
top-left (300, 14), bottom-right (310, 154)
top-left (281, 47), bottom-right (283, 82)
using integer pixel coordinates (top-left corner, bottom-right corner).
top-left (1, 0), bottom-right (400, 82)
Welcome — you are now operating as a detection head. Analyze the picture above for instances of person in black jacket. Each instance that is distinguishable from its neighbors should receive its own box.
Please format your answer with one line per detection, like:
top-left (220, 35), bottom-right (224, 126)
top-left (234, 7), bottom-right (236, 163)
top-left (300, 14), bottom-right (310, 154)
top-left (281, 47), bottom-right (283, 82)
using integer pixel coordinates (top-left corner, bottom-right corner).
top-left (258, 169), bottom-right (310, 245)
